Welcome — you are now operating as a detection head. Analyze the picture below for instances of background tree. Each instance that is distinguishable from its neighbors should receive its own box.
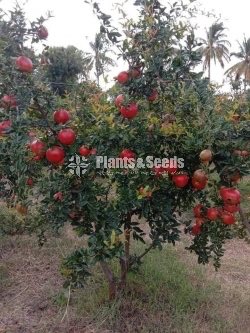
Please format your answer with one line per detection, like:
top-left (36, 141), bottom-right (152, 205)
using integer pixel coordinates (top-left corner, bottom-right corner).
top-left (43, 46), bottom-right (92, 96)
top-left (200, 22), bottom-right (230, 81)
top-left (225, 37), bottom-right (250, 91)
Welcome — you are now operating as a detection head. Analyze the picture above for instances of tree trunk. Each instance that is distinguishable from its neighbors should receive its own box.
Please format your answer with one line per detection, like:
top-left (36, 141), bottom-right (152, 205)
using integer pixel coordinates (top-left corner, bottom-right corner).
top-left (124, 228), bottom-right (131, 270)
top-left (208, 59), bottom-right (211, 82)
top-left (119, 257), bottom-right (127, 290)
top-left (119, 228), bottom-right (131, 289)
top-left (100, 262), bottom-right (116, 300)
top-left (243, 77), bottom-right (247, 92)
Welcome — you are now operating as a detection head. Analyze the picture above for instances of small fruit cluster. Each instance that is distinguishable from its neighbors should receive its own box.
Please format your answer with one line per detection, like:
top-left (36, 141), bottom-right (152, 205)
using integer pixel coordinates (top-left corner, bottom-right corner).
top-left (29, 108), bottom-right (96, 168)
top-left (12, 26), bottom-right (48, 74)
top-left (0, 26), bottom-right (49, 137)
top-left (233, 150), bottom-right (250, 158)
top-left (169, 150), bottom-right (211, 190)
top-left (114, 69), bottom-right (158, 119)
top-left (191, 187), bottom-right (241, 235)
top-left (0, 96), bottom-right (16, 137)
top-left (29, 109), bottom-right (72, 164)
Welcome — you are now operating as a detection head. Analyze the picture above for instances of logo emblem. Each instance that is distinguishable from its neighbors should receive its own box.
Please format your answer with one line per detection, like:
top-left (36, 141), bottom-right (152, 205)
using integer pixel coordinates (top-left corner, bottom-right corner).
top-left (67, 155), bottom-right (90, 177)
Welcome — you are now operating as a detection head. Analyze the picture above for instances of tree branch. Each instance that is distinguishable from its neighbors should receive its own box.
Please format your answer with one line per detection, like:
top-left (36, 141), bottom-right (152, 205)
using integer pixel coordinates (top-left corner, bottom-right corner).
top-left (137, 243), bottom-right (155, 262)
top-left (100, 261), bottom-right (114, 282)
top-left (129, 242), bottom-right (155, 268)
top-left (100, 261), bottom-right (116, 300)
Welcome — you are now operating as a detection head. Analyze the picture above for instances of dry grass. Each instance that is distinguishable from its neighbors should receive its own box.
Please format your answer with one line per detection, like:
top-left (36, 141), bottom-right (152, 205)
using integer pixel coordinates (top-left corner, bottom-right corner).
top-left (0, 231), bottom-right (104, 333)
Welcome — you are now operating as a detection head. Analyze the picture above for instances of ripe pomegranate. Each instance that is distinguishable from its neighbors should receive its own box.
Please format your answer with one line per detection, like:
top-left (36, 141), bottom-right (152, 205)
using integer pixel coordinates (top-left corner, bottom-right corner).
top-left (53, 192), bottom-right (63, 201)
top-left (219, 186), bottom-right (227, 198)
top-left (230, 171), bottom-right (241, 183)
top-left (53, 109), bottom-right (70, 124)
top-left (172, 174), bottom-right (189, 188)
top-left (57, 128), bottom-right (76, 145)
top-left (147, 89), bottom-right (158, 102)
top-left (26, 178), bottom-right (33, 186)
top-left (115, 94), bottom-right (125, 108)
top-left (0, 120), bottom-right (12, 136)
top-left (199, 149), bottom-right (212, 163)
top-left (241, 150), bottom-right (250, 158)
top-left (120, 103), bottom-right (138, 119)
top-left (206, 207), bottom-right (219, 221)
top-left (1, 95), bottom-right (17, 108)
top-left (55, 158), bottom-right (65, 166)
top-left (193, 204), bottom-right (204, 218)
top-left (191, 178), bottom-right (207, 190)
top-left (223, 204), bottom-right (239, 213)
top-left (37, 25), bottom-right (48, 39)
top-left (46, 146), bottom-right (65, 164)
top-left (220, 187), bottom-right (241, 205)
top-left (69, 211), bottom-right (78, 220)
top-left (90, 148), bottom-right (97, 155)
top-left (79, 146), bottom-right (91, 157)
top-left (220, 211), bottom-right (235, 225)
top-left (192, 224), bottom-right (201, 235)
top-left (16, 56), bottom-right (33, 73)
top-left (195, 218), bottom-right (204, 226)
top-left (30, 139), bottom-right (46, 157)
top-left (129, 68), bottom-right (141, 78)
top-left (120, 149), bottom-right (135, 159)
top-left (233, 150), bottom-right (242, 157)
top-left (193, 169), bottom-right (208, 183)
top-left (117, 71), bottom-right (129, 84)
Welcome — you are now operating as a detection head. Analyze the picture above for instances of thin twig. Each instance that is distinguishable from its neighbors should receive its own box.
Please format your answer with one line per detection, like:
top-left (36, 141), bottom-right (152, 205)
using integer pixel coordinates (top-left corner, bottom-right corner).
top-left (7, 286), bottom-right (29, 304)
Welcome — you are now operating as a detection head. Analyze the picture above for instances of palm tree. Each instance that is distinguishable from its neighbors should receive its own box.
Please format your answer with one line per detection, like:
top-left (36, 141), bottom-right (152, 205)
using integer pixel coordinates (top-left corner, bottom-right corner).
top-left (200, 22), bottom-right (231, 81)
top-left (225, 37), bottom-right (250, 91)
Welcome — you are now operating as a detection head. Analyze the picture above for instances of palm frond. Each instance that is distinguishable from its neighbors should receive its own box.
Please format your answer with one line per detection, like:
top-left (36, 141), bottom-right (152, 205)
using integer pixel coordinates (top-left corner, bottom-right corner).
top-left (200, 22), bottom-right (230, 76)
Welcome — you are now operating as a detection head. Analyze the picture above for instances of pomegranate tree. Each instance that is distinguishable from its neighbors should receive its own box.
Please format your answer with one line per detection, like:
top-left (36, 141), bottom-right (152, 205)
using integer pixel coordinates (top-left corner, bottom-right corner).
top-left (0, 2), bottom-right (249, 301)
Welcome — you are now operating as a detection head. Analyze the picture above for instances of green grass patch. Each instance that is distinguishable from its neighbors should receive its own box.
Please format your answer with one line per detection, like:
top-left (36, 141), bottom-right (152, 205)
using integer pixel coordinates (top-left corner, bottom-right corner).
top-left (65, 244), bottom-right (228, 333)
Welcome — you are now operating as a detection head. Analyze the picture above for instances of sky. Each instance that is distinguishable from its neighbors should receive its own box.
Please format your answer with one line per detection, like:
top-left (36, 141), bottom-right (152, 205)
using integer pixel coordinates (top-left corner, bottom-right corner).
top-left (1, 0), bottom-right (250, 88)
